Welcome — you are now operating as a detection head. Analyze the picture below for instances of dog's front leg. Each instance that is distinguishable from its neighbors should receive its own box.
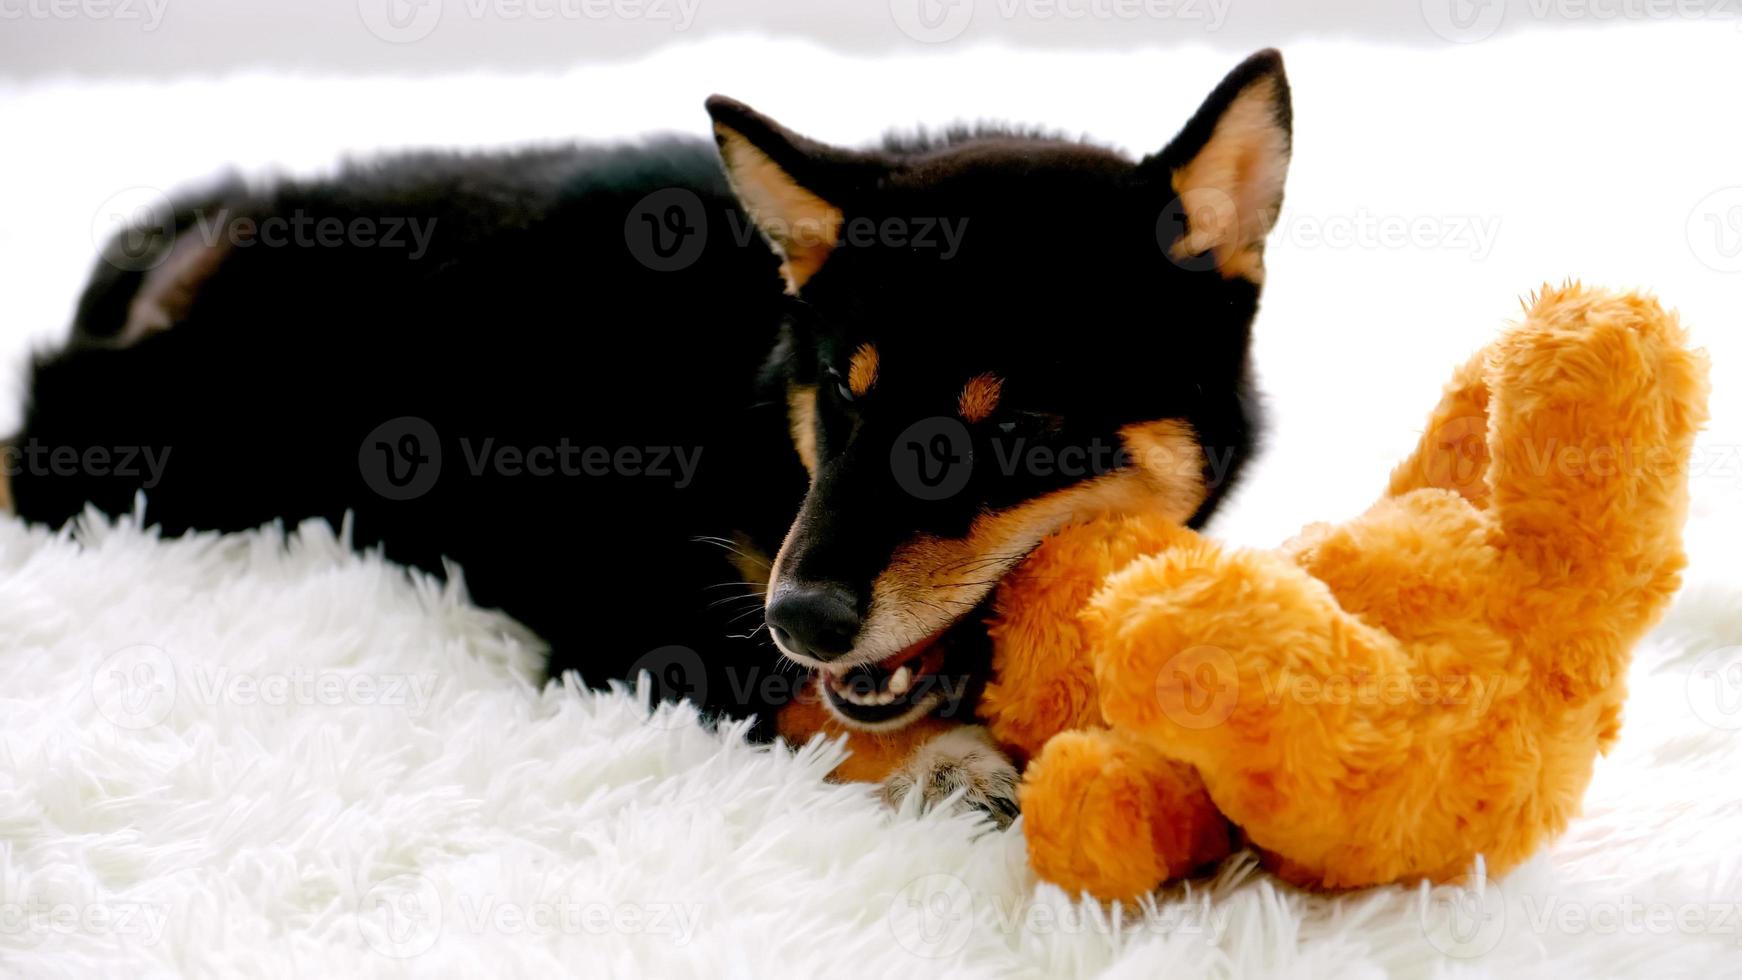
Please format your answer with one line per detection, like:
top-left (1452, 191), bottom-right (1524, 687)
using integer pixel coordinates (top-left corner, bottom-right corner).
top-left (878, 726), bottom-right (1020, 830)
top-left (776, 695), bottom-right (1020, 828)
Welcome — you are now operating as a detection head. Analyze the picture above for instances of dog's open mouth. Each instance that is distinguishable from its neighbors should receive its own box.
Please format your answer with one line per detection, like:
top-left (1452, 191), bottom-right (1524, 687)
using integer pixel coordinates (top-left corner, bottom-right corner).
top-left (820, 629), bottom-right (955, 727)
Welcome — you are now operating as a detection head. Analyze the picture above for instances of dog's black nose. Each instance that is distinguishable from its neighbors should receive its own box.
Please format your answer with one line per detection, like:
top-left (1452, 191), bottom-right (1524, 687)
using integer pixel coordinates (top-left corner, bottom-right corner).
top-left (766, 584), bottom-right (861, 661)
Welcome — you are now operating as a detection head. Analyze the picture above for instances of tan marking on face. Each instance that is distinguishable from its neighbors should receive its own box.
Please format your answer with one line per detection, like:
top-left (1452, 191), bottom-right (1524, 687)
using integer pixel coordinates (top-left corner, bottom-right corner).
top-left (1119, 419), bottom-right (1215, 520)
top-left (848, 344), bottom-right (879, 397)
top-left (713, 123), bottom-right (843, 292)
top-left (958, 373), bottom-right (1004, 423)
top-left (0, 452), bottom-right (11, 514)
top-left (786, 383), bottom-right (819, 476)
top-left (845, 420), bottom-right (1210, 664)
top-left (1168, 74), bottom-right (1289, 283)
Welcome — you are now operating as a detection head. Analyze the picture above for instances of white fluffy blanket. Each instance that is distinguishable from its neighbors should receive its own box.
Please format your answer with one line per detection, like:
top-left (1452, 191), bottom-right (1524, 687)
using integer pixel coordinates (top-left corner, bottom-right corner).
top-left (3, 498), bottom-right (1740, 977)
top-left (2, 25), bottom-right (1740, 979)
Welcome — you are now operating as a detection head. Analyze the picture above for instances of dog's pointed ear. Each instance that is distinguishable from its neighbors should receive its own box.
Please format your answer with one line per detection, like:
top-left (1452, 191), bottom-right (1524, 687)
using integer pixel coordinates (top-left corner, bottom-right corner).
top-left (705, 96), bottom-right (877, 292)
top-left (1144, 49), bottom-right (1292, 281)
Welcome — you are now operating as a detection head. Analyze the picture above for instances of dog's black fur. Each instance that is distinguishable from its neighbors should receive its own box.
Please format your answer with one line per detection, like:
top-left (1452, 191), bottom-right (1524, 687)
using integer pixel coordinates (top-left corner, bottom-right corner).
top-left (9, 52), bottom-right (1290, 741)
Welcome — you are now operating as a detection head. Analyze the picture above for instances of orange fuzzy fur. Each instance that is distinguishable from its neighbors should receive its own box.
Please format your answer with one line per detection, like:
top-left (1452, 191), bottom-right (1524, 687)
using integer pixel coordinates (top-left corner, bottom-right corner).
top-left (997, 284), bottom-right (1709, 899)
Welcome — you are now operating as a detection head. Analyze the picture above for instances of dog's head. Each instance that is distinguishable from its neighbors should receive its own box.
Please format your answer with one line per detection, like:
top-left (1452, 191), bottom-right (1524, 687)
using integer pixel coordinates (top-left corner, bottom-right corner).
top-left (708, 51), bottom-right (1291, 730)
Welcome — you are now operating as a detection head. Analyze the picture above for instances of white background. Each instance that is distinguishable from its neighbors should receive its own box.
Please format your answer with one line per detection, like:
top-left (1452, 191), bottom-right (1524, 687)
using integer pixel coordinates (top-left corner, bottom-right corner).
top-left (0, 8), bottom-right (1737, 546)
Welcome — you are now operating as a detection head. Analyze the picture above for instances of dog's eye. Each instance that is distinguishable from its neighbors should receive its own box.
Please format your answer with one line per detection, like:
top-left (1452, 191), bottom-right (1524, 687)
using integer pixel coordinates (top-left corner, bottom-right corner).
top-left (822, 368), bottom-right (855, 405)
top-left (991, 411), bottom-right (1062, 437)
top-left (822, 372), bottom-right (853, 405)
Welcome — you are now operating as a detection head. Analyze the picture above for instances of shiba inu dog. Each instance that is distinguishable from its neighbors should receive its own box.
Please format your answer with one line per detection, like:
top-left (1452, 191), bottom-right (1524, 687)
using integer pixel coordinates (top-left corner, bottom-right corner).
top-left (6, 50), bottom-right (1290, 821)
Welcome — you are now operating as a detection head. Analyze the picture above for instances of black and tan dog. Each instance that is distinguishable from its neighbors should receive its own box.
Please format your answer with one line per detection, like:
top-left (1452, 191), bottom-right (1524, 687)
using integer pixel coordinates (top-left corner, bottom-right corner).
top-left (6, 50), bottom-right (1291, 820)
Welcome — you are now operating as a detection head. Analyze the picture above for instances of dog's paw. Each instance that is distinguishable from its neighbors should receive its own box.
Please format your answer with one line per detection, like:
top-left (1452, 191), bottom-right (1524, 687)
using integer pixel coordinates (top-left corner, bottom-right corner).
top-left (879, 726), bottom-right (1020, 830)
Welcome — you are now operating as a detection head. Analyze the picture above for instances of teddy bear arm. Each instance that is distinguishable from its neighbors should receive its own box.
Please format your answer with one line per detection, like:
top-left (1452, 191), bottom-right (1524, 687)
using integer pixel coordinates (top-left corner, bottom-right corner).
top-left (1386, 346), bottom-right (1493, 508)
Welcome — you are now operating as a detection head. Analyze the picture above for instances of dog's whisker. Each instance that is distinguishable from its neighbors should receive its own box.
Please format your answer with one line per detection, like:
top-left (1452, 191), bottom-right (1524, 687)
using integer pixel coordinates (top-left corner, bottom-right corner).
top-left (706, 593), bottom-right (767, 610)
top-left (702, 580), bottom-right (766, 592)
top-left (927, 579), bottom-right (1004, 590)
top-left (725, 606), bottom-right (767, 625)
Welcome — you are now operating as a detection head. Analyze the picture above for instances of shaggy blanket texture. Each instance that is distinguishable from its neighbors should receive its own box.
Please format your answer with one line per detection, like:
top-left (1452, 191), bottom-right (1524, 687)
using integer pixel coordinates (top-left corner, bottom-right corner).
top-left (2, 25), bottom-right (1741, 980)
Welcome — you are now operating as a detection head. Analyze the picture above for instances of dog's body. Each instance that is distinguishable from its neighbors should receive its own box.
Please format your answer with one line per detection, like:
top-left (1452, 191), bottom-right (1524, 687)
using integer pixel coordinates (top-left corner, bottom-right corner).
top-left (14, 140), bottom-right (812, 735)
top-left (9, 52), bottom-right (1291, 817)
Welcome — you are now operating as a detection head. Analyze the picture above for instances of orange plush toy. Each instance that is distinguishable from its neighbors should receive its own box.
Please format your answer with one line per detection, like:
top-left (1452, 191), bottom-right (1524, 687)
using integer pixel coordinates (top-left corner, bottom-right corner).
top-left (982, 284), bottom-right (1709, 901)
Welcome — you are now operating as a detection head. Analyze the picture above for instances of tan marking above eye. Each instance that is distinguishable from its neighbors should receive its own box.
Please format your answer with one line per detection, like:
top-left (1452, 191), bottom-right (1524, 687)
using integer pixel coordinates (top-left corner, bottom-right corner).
top-left (786, 383), bottom-right (819, 477)
top-left (848, 344), bottom-right (879, 397)
top-left (958, 373), bottom-right (1004, 423)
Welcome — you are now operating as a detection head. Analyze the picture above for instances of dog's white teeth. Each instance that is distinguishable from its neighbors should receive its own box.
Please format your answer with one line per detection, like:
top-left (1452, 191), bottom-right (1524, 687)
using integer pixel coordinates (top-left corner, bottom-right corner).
top-left (829, 677), bottom-right (880, 707)
top-left (823, 664), bottom-right (920, 709)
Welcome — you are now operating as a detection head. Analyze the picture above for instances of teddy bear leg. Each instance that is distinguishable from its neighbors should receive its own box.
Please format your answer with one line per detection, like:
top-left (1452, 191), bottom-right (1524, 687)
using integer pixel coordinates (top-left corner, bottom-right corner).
top-left (1021, 727), bottom-right (1231, 902)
